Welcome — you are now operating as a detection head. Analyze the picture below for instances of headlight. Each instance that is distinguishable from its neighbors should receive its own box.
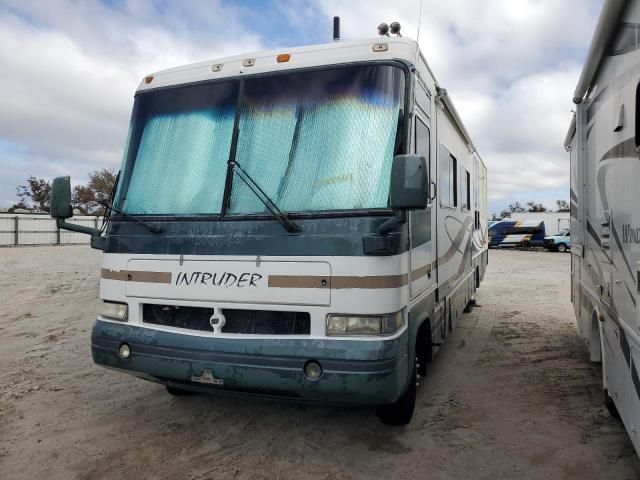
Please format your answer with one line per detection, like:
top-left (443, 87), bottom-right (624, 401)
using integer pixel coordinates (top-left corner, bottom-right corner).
top-left (326, 311), bottom-right (404, 336)
top-left (101, 301), bottom-right (128, 321)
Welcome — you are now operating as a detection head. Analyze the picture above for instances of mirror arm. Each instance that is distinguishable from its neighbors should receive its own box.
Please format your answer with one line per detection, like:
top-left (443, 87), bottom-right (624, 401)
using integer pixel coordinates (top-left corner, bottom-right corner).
top-left (56, 219), bottom-right (101, 237)
top-left (429, 180), bottom-right (437, 201)
top-left (377, 210), bottom-right (407, 235)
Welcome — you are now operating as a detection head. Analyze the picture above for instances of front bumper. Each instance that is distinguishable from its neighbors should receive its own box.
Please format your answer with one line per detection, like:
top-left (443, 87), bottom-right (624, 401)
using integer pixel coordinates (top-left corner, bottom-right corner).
top-left (91, 319), bottom-right (410, 405)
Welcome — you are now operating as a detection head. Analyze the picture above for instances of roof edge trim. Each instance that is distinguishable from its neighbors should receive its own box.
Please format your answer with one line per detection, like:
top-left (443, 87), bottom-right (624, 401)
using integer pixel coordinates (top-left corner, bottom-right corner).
top-left (573, 0), bottom-right (628, 104)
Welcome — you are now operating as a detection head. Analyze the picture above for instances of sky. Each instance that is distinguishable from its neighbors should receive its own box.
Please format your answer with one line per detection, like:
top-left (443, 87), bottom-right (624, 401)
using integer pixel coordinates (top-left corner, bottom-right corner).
top-left (0, 0), bottom-right (603, 215)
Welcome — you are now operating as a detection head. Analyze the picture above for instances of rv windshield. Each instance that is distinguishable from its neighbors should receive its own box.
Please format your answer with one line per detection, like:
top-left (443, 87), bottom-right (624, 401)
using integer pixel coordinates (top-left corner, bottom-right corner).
top-left (115, 64), bottom-right (406, 215)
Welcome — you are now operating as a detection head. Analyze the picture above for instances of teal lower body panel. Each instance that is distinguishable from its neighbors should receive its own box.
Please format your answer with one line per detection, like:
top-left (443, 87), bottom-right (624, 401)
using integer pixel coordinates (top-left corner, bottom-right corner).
top-left (91, 320), bottom-right (410, 405)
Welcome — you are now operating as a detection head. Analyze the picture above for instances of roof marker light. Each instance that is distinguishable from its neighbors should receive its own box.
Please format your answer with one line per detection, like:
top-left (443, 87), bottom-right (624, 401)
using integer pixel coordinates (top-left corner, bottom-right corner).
top-left (277, 53), bottom-right (291, 63)
top-left (372, 43), bottom-right (388, 52)
top-left (211, 64), bottom-right (223, 72)
top-left (144, 75), bottom-right (154, 84)
top-left (243, 58), bottom-right (256, 67)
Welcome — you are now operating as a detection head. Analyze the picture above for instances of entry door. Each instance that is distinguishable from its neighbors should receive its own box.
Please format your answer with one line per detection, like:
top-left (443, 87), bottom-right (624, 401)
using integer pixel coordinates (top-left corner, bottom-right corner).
top-left (410, 116), bottom-right (435, 298)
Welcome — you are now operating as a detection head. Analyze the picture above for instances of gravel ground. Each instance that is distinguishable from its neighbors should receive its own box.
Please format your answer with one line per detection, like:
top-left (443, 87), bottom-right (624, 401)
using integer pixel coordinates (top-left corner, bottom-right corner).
top-left (0, 246), bottom-right (639, 479)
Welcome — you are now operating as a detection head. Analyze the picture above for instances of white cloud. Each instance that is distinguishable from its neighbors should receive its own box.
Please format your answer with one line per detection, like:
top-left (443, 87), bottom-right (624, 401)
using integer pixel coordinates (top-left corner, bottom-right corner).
top-left (0, 0), bottom-right (603, 211)
top-left (0, 0), bottom-right (262, 205)
top-left (310, 0), bottom-right (602, 211)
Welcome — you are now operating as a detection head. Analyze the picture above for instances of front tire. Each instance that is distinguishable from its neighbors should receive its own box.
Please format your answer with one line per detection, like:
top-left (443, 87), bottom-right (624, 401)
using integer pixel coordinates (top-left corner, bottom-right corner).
top-left (557, 243), bottom-right (567, 253)
top-left (166, 385), bottom-right (198, 396)
top-left (377, 359), bottom-right (417, 425)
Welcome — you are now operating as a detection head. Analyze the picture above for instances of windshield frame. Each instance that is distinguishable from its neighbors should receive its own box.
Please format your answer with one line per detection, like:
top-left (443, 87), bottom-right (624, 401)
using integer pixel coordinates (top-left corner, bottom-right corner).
top-left (112, 60), bottom-right (411, 221)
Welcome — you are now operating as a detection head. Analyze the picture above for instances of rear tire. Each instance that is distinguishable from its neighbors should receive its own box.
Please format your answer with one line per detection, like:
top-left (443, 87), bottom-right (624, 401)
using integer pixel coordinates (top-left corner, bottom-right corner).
top-left (604, 388), bottom-right (620, 418)
top-left (377, 359), bottom-right (417, 425)
top-left (166, 385), bottom-right (198, 396)
top-left (557, 243), bottom-right (567, 253)
top-left (464, 301), bottom-right (473, 313)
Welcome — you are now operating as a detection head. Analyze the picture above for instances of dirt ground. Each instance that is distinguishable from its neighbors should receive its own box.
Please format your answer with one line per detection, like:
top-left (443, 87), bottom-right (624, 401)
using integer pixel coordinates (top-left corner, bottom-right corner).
top-left (1, 246), bottom-right (639, 480)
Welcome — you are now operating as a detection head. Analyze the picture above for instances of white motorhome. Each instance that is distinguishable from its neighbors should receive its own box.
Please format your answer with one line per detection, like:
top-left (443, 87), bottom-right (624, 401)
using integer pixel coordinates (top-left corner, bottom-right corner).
top-left (51, 29), bottom-right (488, 425)
top-left (565, 0), bottom-right (640, 454)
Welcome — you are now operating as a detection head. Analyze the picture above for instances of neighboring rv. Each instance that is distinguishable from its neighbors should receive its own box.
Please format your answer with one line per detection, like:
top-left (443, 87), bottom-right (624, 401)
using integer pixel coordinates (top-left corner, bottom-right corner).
top-left (488, 219), bottom-right (546, 248)
top-left (50, 33), bottom-right (488, 425)
top-left (565, 0), bottom-right (640, 455)
top-left (509, 211), bottom-right (570, 236)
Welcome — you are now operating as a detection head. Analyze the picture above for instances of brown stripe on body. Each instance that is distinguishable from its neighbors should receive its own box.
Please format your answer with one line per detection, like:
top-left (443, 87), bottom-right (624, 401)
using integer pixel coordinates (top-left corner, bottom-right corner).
top-left (101, 269), bottom-right (128, 281)
top-left (332, 274), bottom-right (407, 289)
top-left (101, 269), bottom-right (172, 284)
top-left (268, 275), bottom-right (329, 289)
top-left (412, 264), bottom-right (432, 280)
top-left (269, 274), bottom-right (408, 289)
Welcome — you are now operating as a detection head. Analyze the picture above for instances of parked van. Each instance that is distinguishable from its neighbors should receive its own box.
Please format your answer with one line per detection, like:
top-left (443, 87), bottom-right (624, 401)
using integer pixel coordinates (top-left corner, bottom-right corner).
top-left (488, 220), bottom-right (545, 248)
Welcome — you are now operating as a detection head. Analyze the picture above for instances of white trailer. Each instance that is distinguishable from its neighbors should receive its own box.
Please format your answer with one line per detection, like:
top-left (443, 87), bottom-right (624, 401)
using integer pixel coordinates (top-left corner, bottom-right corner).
top-left (565, 0), bottom-right (640, 455)
top-left (509, 212), bottom-right (570, 236)
top-left (51, 28), bottom-right (488, 425)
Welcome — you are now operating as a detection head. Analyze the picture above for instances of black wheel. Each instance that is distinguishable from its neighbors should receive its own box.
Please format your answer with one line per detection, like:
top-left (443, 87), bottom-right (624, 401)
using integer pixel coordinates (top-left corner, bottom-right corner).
top-left (464, 301), bottom-right (473, 313)
top-left (166, 385), bottom-right (198, 396)
top-left (557, 243), bottom-right (567, 253)
top-left (604, 388), bottom-right (620, 419)
top-left (377, 359), bottom-right (417, 425)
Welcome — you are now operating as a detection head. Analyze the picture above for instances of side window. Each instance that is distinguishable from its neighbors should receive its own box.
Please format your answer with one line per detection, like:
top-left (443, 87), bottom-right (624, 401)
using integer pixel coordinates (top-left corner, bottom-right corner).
top-left (439, 145), bottom-right (457, 207)
top-left (452, 156), bottom-right (458, 207)
top-left (415, 85), bottom-right (431, 115)
top-left (636, 82), bottom-right (640, 149)
top-left (415, 118), bottom-right (430, 165)
top-left (474, 157), bottom-right (480, 230)
top-left (462, 169), bottom-right (470, 211)
top-left (412, 117), bottom-right (431, 246)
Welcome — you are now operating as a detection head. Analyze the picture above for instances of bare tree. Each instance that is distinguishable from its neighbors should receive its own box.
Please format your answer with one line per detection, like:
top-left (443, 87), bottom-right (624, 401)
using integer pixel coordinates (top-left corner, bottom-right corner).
top-left (16, 176), bottom-right (51, 212)
top-left (8, 200), bottom-right (30, 213)
top-left (526, 201), bottom-right (547, 212)
top-left (508, 202), bottom-right (525, 213)
top-left (556, 200), bottom-right (570, 212)
top-left (73, 168), bottom-right (117, 215)
top-left (14, 169), bottom-right (117, 215)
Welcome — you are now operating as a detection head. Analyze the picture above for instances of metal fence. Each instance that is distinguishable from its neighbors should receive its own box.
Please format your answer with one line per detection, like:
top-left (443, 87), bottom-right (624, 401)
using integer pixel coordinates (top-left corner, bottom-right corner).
top-left (0, 214), bottom-right (103, 246)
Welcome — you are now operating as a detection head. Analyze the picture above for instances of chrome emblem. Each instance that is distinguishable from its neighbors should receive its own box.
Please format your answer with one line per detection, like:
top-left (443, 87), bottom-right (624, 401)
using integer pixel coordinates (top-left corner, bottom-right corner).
top-left (209, 307), bottom-right (226, 334)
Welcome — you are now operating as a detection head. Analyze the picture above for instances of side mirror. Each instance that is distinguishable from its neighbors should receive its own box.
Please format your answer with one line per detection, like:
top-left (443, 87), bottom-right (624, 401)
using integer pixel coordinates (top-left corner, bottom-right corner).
top-left (389, 154), bottom-right (428, 210)
top-left (50, 175), bottom-right (102, 242)
top-left (50, 176), bottom-right (73, 219)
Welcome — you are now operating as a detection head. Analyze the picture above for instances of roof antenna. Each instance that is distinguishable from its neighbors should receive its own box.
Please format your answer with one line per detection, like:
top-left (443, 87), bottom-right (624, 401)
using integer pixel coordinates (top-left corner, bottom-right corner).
top-left (416, 0), bottom-right (424, 44)
top-left (333, 16), bottom-right (340, 42)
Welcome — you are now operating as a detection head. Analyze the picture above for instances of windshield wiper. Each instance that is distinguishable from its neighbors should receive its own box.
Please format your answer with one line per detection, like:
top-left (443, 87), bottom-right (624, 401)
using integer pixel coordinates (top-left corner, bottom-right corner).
top-left (229, 160), bottom-right (302, 233)
top-left (97, 199), bottom-right (162, 234)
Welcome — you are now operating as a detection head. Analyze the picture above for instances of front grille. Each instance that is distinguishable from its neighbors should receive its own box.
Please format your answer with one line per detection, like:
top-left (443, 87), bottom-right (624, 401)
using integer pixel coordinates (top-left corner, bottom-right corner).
top-left (143, 304), bottom-right (311, 335)
top-left (222, 309), bottom-right (310, 334)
